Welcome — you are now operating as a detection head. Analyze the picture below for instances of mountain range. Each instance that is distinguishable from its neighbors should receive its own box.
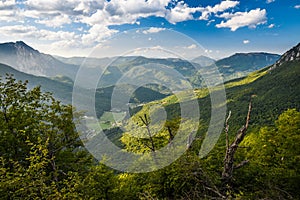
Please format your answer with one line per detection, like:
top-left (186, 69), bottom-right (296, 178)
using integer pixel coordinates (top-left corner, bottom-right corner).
top-left (0, 41), bottom-right (289, 119)
top-left (0, 41), bottom-right (280, 88)
top-left (116, 42), bottom-right (300, 147)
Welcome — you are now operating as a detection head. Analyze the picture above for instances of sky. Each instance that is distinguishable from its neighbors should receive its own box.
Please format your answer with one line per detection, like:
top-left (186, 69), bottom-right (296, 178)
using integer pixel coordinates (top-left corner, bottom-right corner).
top-left (0, 0), bottom-right (299, 59)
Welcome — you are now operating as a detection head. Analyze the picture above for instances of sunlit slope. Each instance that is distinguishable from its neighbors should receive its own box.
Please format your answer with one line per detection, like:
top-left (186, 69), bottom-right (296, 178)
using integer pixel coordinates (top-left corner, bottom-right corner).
top-left (129, 59), bottom-right (299, 133)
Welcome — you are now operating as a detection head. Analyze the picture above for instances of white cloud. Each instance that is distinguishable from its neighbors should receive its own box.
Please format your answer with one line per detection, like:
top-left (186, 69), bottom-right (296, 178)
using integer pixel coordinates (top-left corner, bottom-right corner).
top-left (266, 0), bottom-right (275, 4)
top-left (0, 24), bottom-right (102, 56)
top-left (73, 0), bottom-right (105, 14)
top-left (294, 5), bottom-right (300, 9)
top-left (35, 14), bottom-right (72, 28)
top-left (186, 44), bottom-right (197, 49)
top-left (0, 0), bottom-right (15, 9)
top-left (81, 0), bottom-right (169, 26)
top-left (216, 8), bottom-right (267, 31)
top-left (79, 0), bottom-right (207, 27)
top-left (268, 24), bottom-right (275, 28)
top-left (81, 24), bottom-right (119, 46)
top-left (19, 0), bottom-right (104, 26)
top-left (0, 0), bottom-right (19, 22)
top-left (0, 25), bottom-right (38, 38)
top-left (0, 0), bottom-right (256, 41)
top-left (0, 0), bottom-right (263, 35)
top-left (206, 19), bottom-right (215, 26)
top-left (243, 40), bottom-right (250, 44)
top-left (0, 9), bottom-right (17, 22)
top-left (0, 0), bottom-right (271, 56)
top-left (142, 27), bottom-right (166, 34)
top-left (165, 1), bottom-right (203, 24)
top-left (0, 25), bottom-right (78, 43)
top-left (200, 0), bottom-right (239, 20)
top-left (24, 0), bottom-right (104, 14)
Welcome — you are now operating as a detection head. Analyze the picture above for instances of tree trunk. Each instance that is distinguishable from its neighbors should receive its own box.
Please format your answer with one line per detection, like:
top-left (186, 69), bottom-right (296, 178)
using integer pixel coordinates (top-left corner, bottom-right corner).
top-left (221, 100), bottom-right (252, 192)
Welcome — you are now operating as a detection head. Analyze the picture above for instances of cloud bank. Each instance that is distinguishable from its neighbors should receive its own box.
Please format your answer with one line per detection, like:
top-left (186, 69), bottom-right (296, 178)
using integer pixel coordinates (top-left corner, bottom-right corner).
top-left (0, 0), bottom-right (269, 55)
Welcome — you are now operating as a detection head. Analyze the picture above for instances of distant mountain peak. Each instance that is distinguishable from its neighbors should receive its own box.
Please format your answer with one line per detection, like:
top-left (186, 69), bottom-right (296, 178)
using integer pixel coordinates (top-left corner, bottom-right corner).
top-left (191, 55), bottom-right (215, 66)
top-left (0, 41), bottom-right (77, 78)
top-left (15, 41), bottom-right (36, 51)
top-left (266, 42), bottom-right (300, 73)
top-left (0, 41), bottom-right (37, 54)
top-left (275, 43), bottom-right (300, 66)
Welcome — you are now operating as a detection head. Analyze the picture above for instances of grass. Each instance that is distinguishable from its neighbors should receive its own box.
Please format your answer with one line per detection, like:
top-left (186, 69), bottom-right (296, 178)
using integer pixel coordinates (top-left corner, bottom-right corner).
top-left (225, 69), bottom-right (268, 88)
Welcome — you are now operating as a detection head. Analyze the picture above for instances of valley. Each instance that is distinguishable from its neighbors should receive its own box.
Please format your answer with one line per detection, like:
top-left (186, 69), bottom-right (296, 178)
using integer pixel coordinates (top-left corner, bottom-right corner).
top-left (0, 41), bottom-right (299, 199)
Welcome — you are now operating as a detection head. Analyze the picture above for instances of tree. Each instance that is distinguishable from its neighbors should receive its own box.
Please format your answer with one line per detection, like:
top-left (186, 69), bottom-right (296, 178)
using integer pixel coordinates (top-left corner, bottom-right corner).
top-left (80, 164), bottom-right (116, 199)
top-left (121, 114), bottom-right (179, 154)
top-left (0, 74), bottom-right (93, 197)
top-left (240, 108), bottom-right (300, 199)
top-left (0, 136), bottom-right (61, 199)
top-left (221, 100), bottom-right (252, 197)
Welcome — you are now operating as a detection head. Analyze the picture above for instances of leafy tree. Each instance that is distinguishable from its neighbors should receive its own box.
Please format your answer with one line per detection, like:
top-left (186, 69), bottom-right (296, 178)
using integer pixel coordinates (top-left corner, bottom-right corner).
top-left (121, 114), bottom-right (181, 154)
top-left (0, 136), bottom-right (57, 199)
top-left (79, 164), bottom-right (116, 199)
top-left (0, 74), bottom-right (93, 197)
top-left (237, 108), bottom-right (300, 199)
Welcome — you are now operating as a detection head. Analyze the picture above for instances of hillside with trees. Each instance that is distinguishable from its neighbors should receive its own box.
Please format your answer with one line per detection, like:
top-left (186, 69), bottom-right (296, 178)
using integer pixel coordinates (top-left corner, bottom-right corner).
top-left (0, 43), bottom-right (299, 199)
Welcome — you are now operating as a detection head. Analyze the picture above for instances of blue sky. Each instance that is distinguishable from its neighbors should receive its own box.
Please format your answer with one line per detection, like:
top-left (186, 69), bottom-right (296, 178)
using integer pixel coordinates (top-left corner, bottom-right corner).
top-left (0, 0), bottom-right (299, 59)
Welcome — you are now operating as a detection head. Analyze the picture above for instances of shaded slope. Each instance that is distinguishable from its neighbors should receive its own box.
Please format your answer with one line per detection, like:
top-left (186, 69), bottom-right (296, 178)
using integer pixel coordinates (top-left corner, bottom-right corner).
top-left (0, 63), bottom-right (73, 103)
top-left (0, 63), bottom-right (169, 118)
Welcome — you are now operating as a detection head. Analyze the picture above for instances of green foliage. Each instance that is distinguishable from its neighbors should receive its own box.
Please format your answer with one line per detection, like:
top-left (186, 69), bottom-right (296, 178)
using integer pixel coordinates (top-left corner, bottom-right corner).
top-left (0, 74), bottom-right (91, 170)
top-left (0, 74), bottom-right (94, 199)
top-left (236, 109), bottom-right (300, 199)
top-left (78, 164), bottom-right (117, 199)
top-left (0, 55), bottom-right (299, 199)
top-left (115, 60), bottom-right (300, 199)
top-left (0, 137), bottom-right (58, 199)
top-left (225, 69), bottom-right (268, 88)
top-left (113, 152), bottom-right (222, 200)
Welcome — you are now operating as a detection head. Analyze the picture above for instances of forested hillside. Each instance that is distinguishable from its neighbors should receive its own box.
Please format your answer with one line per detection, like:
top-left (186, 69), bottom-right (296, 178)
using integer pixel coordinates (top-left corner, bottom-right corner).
top-left (0, 43), bottom-right (299, 199)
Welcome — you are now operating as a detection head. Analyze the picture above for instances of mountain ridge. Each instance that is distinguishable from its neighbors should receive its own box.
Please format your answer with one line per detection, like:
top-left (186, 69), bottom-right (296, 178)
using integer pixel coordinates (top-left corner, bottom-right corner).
top-left (0, 41), bottom-right (281, 89)
top-left (0, 41), bottom-right (78, 79)
top-left (215, 52), bottom-right (280, 71)
top-left (274, 43), bottom-right (300, 66)
top-left (191, 55), bottom-right (215, 66)
top-left (0, 62), bottom-right (73, 103)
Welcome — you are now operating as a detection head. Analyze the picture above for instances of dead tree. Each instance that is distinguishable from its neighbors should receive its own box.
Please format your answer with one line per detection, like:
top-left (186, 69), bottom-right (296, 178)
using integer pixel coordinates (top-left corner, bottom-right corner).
top-left (221, 100), bottom-right (252, 190)
top-left (166, 125), bottom-right (174, 148)
top-left (139, 114), bottom-right (156, 152)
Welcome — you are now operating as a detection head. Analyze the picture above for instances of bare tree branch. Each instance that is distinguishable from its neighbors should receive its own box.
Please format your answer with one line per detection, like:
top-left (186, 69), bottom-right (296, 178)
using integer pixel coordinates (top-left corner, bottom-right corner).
top-left (221, 99), bottom-right (252, 194)
top-left (234, 160), bottom-right (249, 169)
top-left (139, 115), bottom-right (156, 152)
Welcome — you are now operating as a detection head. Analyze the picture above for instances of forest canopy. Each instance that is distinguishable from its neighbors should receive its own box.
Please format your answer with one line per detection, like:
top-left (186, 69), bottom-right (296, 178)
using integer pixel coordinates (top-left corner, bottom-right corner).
top-left (0, 74), bottom-right (299, 199)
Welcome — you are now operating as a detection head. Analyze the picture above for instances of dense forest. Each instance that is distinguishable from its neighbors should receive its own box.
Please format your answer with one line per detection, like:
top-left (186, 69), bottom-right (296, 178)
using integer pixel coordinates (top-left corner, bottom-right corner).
top-left (1, 45), bottom-right (300, 199)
